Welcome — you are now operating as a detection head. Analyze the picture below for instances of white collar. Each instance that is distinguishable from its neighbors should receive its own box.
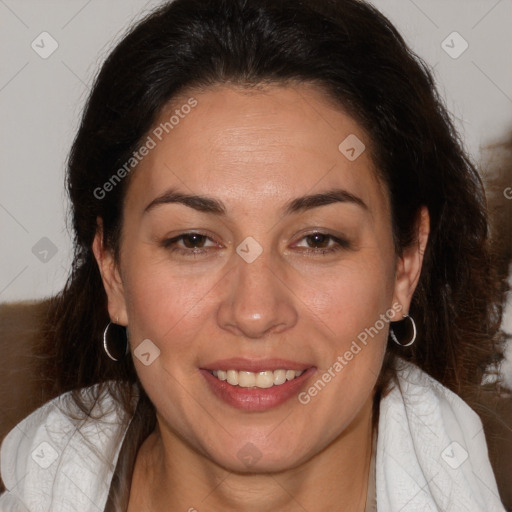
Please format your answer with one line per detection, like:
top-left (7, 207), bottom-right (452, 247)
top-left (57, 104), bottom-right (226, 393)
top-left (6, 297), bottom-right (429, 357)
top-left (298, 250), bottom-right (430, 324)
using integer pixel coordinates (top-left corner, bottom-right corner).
top-left (0, 385), bottom-right (134, 511)
top-left (376, 359), bottom-right (505, 511)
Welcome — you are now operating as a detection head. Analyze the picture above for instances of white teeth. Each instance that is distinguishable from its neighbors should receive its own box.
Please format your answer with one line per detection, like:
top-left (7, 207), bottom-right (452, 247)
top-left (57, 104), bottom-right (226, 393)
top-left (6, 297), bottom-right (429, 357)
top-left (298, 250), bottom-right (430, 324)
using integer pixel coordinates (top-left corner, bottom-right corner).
top-left (238, 371), bottom-right (256, 388)
top-left (256, 371), bottom-right (274, 388)
top-left (273, 369), bottom-right (287, 385)
top-left (285, 369), bottom-right (296, 381)
top-left (226, 370), bottom-right (239, 386)
top-left (211, 368), bottom-right (305, 388)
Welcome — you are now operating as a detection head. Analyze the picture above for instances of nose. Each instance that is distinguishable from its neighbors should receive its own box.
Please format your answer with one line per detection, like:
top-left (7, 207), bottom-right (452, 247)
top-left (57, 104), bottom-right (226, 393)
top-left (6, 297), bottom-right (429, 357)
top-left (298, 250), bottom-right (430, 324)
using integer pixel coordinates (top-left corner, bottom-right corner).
top-left (216, 248), bottom-right (298, 339)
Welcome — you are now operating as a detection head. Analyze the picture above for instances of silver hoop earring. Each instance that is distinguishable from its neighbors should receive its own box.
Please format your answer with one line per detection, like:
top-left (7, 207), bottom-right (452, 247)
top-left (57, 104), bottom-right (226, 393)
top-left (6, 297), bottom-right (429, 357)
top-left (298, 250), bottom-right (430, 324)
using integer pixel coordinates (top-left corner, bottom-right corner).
top-left (390, 314), bottom-right (417, 347)
top-left (103, 321), bottom-right (129, 362)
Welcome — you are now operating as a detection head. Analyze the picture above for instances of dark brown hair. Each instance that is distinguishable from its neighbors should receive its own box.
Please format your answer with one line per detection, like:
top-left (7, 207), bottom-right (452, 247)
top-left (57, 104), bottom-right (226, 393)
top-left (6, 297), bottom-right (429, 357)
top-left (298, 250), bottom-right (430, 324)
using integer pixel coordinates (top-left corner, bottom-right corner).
top-left (37, 0), bottom-right (506, 508)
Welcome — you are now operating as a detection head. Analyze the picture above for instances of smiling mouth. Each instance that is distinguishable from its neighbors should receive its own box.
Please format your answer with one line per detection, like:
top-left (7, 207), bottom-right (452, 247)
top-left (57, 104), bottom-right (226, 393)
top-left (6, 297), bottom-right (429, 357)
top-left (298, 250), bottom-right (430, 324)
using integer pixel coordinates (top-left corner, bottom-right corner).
top-left (209, 369), bottom-right (304, 388)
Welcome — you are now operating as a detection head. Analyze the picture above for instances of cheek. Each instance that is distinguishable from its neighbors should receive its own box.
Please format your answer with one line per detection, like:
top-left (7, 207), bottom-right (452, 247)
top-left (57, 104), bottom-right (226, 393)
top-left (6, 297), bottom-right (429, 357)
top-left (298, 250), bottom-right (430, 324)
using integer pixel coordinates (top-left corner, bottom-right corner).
top-left (293, 257), bottom-right (393, 431)
top-left (121, 254), bottom-right (221, 349)
top-left (296, 253), bottom-right (395, 346)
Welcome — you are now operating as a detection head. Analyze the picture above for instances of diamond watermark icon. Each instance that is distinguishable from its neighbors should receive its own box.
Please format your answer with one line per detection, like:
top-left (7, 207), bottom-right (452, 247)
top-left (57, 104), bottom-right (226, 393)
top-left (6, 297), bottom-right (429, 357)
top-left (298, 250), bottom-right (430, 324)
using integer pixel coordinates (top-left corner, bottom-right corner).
top-left (441, 441), bottom-right (468, 469)
top-left (236, 236), bottom-right (263, 263)
top-left (134, 338), bottom-right (161, 366)
top-left (338, 134), bottom-right (365, 161)
top-left (31, 32), bottom-right (59, 59)
top-left (441, 32), bottom-right (468, 60)
top-left (31, 441), bottom-right (59, 469)
top-left (237, 442), bottom-right (263, 468)
top-left (32, 237), bottom-right (58, 263)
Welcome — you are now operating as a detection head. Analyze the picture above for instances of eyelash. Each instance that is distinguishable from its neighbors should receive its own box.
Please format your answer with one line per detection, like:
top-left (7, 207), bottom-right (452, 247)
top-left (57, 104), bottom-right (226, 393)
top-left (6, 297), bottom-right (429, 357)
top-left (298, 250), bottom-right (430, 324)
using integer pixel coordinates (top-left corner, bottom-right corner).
top-left (161, 231), bottom-right (350, 257)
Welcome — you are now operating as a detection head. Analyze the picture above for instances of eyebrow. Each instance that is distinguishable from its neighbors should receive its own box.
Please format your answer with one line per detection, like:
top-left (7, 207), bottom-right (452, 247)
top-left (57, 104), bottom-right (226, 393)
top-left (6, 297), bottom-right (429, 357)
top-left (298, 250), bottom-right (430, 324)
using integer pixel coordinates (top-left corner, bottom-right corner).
top-left (143, 187), bottom-right (368, 216)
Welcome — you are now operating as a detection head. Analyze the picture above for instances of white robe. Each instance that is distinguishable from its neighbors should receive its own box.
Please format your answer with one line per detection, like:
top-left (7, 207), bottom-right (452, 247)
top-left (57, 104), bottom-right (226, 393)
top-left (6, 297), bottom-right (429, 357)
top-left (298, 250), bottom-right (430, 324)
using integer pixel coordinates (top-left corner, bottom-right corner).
top-left (0, 359), bottom-right (506, 511)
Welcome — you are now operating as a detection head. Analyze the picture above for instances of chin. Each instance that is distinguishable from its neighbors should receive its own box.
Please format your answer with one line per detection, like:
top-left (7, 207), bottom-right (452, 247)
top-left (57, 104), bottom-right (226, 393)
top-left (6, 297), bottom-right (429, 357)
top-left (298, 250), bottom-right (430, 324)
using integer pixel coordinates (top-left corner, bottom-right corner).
top-left (202, 436), bottom-right (313, 475)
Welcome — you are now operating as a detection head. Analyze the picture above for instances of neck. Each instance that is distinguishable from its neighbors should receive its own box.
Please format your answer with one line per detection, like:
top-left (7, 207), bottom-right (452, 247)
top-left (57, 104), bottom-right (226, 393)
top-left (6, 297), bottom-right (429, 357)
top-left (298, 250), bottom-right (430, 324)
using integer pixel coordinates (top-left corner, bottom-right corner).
top-left (128, 396), bottom-right (374, 512)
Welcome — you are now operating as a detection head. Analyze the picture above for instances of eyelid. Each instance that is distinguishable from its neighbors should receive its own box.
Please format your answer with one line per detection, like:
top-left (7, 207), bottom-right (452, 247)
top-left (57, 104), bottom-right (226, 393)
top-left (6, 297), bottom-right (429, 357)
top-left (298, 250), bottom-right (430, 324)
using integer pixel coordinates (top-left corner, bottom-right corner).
top-left (292, 227), bottom-right (350, 244)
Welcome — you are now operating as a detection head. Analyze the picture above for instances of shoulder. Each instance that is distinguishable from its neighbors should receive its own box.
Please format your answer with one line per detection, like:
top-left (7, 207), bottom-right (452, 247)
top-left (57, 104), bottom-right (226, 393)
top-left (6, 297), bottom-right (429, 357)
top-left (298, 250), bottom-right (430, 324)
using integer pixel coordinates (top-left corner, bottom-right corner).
top-left (0, 383), bottom-right (137, 512)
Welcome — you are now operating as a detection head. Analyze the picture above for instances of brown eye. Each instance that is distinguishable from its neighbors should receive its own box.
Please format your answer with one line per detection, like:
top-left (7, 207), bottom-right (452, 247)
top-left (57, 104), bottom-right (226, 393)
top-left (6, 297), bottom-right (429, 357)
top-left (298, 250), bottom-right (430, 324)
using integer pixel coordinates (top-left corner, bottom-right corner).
top-left (294, 231), bottom-right (351, 255)
top-left (181, 233), bottom-right (207, 248)
top-left (161, 231), bottom-right (221, 258)
top-left (305, 233), bottom-right (331, 249)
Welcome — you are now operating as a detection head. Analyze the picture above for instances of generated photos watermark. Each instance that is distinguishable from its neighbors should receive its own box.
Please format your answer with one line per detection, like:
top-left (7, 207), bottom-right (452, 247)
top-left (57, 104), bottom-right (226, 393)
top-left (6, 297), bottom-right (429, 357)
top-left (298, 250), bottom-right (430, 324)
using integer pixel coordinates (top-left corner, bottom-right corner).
top-left (298, 302), bottom-right (403, 405)
top-left (93, 97), bottom-right (198, 200)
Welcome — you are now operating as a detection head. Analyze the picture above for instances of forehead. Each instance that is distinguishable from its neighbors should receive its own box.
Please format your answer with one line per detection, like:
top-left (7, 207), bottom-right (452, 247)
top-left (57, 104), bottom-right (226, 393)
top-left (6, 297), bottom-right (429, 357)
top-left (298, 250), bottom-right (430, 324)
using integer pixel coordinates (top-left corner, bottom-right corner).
top-left (125, 83), bottom-right (388, 217)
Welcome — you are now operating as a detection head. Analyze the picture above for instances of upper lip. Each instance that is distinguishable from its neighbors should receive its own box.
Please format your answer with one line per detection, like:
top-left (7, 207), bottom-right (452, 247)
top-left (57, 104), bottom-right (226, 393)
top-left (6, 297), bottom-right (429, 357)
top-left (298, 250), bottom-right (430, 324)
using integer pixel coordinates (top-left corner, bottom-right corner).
top-left (202, 358), bottom-right (312, 372)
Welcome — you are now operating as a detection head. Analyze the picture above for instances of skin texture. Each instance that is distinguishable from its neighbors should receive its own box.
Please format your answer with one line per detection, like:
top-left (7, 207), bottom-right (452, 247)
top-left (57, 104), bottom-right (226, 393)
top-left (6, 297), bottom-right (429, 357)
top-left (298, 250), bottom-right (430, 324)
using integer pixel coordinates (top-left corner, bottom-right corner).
top-left (93, 83), bottom-right (429, 512)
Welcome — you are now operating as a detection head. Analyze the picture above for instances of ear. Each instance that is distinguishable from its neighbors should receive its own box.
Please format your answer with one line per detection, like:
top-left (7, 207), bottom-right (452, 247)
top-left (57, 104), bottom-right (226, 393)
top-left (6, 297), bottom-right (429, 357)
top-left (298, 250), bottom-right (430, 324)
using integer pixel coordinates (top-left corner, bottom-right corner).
top-left (92, 218), bottom-right (129, 326)
top-left (391, 206), bottom-right (430, 317)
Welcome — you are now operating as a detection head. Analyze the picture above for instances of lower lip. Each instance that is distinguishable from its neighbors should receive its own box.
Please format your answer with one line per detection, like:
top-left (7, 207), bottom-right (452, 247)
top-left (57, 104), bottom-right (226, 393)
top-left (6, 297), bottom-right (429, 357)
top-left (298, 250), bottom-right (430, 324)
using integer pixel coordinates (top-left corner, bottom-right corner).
top-left (200, 368), bottom-right (315, 411)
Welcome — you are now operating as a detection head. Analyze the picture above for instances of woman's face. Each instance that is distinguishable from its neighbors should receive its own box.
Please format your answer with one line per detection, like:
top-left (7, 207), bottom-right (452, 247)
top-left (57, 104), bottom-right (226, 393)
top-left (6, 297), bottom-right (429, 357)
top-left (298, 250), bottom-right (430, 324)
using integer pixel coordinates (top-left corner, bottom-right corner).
top-left (95, 83), bottom-right (427, 473)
